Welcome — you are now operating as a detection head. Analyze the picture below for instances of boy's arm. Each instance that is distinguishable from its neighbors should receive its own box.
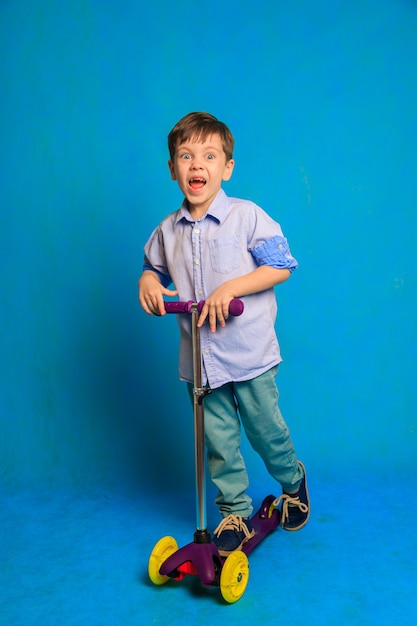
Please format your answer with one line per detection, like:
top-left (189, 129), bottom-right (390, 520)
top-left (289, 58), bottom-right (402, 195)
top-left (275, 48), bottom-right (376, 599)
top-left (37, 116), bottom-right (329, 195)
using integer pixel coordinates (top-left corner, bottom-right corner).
top-left (197, 265), bottom-right (290, 332)
top-left (138, 270), bottom-right (178, 316)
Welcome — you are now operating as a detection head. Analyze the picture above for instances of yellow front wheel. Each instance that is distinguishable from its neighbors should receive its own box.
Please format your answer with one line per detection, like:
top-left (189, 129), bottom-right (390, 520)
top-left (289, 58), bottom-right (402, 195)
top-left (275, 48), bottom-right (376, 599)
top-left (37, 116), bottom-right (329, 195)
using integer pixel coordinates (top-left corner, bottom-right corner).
top-left (148, 536), bottom-right (178, 585)
top-left (220, 550), bottom-right (249, 603)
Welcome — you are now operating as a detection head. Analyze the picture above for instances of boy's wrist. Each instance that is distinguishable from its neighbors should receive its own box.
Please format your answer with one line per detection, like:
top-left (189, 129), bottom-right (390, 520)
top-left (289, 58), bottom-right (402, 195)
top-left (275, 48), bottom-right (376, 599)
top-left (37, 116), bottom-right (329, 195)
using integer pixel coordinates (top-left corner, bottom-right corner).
top-left (140, 270), bottom-right (161, 285)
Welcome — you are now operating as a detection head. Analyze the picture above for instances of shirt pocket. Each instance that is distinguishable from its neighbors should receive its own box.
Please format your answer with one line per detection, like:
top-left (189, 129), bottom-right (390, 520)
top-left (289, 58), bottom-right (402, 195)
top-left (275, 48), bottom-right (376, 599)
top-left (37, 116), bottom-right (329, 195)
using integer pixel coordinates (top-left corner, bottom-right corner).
top-left (208, 235), bottom-right (241, 274)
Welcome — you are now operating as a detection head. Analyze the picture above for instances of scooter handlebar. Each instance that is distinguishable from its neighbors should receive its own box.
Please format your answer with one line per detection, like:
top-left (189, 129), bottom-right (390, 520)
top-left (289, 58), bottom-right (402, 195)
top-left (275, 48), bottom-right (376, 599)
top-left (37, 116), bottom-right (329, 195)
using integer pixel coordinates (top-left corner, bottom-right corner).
top-left (164, 299), bottom-right (244, 316)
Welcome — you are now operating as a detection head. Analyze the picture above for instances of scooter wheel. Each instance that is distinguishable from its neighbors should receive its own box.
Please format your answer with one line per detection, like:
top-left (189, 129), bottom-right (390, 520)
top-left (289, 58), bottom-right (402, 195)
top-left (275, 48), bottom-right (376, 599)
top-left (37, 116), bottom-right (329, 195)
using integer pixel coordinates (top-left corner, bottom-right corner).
top-left (219, 550), bottom-right (249, 603)
top-left (148, 535), bottom-right (178, 585)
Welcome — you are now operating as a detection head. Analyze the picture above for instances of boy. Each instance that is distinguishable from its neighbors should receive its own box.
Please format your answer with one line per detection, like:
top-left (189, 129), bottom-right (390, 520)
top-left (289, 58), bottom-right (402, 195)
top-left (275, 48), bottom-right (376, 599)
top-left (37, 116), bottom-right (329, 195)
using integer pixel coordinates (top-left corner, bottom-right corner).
top-left (138, 112), bottom-right (309, 556)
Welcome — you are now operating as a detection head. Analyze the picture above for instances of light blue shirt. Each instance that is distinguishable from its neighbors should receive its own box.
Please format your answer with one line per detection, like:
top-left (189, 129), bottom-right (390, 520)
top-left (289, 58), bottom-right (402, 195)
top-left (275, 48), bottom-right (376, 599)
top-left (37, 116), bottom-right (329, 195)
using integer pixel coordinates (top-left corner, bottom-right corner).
top-left (143, 189), bottom-right (298, 389)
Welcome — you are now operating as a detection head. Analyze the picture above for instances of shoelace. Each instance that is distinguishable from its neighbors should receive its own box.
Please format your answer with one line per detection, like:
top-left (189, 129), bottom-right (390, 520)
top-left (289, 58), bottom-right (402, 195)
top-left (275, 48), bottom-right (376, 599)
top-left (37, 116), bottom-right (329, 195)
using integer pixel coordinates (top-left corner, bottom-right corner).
top-left (272, 494), bottom-right (309, 526)
top-left (213, 514), bottom-right (253, 539)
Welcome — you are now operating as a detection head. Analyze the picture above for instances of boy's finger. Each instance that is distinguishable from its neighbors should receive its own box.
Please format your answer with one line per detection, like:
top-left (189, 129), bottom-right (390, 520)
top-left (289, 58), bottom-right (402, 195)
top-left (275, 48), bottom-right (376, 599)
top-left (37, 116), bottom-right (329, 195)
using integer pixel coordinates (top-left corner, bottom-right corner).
top-left (216, 306), bottom-right (226, 328)
top-left (197, 303), bottom-right (209, 327)
top-left (156, 296), bottom-right (166, 315)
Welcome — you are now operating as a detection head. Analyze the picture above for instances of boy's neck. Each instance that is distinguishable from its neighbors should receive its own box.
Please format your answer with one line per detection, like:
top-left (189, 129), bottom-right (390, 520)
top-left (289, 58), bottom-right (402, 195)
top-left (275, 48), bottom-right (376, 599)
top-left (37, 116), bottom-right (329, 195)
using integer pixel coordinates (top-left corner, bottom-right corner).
top-left (186, 193), bottom-right (219, 219)
top-left (187, 202), bottom-right (208, 220)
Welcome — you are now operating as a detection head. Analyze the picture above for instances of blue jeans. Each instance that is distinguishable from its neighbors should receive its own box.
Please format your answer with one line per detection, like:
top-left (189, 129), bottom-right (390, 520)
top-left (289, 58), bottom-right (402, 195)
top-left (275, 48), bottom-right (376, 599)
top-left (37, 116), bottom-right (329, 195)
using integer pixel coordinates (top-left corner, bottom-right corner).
top-left (188, 366), bottom-right (303, 518)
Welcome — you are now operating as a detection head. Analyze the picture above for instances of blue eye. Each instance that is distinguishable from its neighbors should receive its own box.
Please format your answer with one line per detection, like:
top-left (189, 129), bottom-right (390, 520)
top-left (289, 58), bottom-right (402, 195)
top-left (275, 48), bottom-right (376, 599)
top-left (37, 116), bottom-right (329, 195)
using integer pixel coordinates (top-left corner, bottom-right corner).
top-left (180, 153), bottom-right (191, 160)
top-left (206, 153), bottom-right (215, 160)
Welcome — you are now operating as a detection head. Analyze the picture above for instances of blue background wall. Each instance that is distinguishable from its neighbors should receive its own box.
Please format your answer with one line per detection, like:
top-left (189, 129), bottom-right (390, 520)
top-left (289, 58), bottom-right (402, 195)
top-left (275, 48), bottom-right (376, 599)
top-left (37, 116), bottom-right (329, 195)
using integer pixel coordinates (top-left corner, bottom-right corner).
top-left (1, 0), bottom-right (416, 494)
top-left (1, 2), bottom-right (417, 624)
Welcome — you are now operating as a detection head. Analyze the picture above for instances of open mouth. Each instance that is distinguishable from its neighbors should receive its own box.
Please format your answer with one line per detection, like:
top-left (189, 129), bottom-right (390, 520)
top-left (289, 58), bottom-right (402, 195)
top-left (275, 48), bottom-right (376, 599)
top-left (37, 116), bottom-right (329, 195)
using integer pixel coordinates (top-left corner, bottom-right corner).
top-left (188, 177), bottom-right (206, 190)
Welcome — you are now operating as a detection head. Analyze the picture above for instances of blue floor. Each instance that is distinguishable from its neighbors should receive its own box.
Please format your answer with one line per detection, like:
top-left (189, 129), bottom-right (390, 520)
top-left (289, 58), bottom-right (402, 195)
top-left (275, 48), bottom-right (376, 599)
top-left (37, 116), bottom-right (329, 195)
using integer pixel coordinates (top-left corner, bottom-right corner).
top-left (2, 475), bottom-right (416, 625)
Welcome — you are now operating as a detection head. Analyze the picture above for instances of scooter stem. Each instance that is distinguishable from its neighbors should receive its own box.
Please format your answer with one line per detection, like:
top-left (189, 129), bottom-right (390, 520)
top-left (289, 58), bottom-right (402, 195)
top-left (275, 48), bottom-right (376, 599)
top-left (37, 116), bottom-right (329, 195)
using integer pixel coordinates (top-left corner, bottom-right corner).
top-left (191, 303), bottom-right (208, 534)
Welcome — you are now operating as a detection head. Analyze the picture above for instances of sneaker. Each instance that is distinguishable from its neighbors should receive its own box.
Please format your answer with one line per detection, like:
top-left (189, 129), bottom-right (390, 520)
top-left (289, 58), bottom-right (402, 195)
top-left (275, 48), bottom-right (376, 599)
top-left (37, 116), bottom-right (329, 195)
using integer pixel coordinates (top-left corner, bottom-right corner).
top-left (274, 461), bottom-right (310, 531)
top-left (212, 514), bottom-right (255, 556)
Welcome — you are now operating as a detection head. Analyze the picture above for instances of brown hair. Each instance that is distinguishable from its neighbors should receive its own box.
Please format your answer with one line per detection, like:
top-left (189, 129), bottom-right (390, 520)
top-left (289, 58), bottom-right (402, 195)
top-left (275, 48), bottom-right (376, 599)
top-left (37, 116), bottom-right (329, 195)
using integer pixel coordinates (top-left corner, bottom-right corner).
top-left (168, 112), bottom-right (234, 161)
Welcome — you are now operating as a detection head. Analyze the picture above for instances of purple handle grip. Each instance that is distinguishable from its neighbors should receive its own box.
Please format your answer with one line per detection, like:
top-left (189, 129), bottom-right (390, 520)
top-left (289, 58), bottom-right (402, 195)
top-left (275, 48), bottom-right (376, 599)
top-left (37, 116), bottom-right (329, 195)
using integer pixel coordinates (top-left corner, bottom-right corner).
top-left (164, 299), bottom-right (244, 316)
top-left (164, 300), bottom-right (194, 314)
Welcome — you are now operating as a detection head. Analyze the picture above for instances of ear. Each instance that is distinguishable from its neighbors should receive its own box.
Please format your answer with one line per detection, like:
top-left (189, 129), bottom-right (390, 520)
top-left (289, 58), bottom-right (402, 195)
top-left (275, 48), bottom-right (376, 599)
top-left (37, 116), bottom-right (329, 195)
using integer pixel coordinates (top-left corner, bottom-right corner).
top-left (168, 160), bottom-right (177, 180)
top-left (222, 159), bottom-right (235, 182)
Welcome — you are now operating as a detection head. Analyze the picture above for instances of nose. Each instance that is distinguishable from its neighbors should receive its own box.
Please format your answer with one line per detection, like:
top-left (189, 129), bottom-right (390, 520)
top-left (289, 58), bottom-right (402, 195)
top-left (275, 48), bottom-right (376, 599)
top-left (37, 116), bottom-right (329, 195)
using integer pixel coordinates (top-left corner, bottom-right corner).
top-left (191, 156), bottom-right (203, 169)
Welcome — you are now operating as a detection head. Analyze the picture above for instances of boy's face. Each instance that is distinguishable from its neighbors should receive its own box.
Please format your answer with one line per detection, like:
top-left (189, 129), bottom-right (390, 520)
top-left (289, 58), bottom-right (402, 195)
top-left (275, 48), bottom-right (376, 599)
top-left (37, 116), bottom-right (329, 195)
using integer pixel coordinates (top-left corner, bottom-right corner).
top-left (168, 133), bottom-right (234, 218)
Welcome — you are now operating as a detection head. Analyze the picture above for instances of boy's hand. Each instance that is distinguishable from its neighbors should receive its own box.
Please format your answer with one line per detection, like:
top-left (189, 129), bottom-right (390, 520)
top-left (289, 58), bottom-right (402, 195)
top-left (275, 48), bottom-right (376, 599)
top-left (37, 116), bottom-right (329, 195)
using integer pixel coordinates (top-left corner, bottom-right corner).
top-left (197, 285), bottom-right (236, 332)
top-left (197, 267), bottom-right (290, 331)
top-left (138, 271), bottom-right (178, 316)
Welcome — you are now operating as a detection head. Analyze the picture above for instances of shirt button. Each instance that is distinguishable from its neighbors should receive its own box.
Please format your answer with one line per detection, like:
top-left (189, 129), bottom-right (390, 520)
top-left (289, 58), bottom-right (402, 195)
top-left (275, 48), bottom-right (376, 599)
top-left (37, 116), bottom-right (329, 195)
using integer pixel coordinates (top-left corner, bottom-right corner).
top-left (198, 290), bottom-right (203, 295)
top-left (194, 228), bottom-right (200, 234)
top-left (195, 259), bottom-right (200, 265)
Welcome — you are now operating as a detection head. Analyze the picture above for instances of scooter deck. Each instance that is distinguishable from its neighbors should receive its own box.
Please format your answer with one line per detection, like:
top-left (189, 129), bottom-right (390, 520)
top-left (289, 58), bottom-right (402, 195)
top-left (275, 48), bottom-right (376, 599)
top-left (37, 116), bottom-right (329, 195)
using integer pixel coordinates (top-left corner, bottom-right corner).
top-left (240, 495), bottom-right (281, 556)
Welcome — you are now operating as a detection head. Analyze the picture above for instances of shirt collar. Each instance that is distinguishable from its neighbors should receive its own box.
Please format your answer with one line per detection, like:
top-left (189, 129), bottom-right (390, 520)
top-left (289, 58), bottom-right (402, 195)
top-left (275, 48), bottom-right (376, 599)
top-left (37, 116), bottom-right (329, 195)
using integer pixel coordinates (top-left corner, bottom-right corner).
top-left (175, 188), bottom-right (230, 225)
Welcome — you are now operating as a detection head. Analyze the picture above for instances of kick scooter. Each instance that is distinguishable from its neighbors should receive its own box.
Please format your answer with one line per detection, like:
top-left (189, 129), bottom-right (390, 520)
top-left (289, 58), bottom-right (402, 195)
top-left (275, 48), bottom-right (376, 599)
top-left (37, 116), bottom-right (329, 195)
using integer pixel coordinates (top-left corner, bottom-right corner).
top-left (147, 299), bottom-right (281, 603)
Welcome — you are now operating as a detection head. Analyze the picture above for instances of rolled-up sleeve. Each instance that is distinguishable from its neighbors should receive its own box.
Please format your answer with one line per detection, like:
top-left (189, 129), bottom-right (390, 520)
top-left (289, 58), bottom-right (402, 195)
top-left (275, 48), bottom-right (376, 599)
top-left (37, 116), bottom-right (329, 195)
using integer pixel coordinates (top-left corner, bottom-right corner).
top-left (250, 235), bottom-right (298, 272)
top-left (142, 256), bottom-right (172, 287)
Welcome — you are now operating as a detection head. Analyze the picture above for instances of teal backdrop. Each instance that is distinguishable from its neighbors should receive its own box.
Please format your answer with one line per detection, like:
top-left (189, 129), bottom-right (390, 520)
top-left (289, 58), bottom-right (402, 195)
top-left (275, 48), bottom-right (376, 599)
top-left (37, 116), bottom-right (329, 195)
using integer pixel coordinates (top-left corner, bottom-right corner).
top-left (1, 0), bottom-right (416, 495)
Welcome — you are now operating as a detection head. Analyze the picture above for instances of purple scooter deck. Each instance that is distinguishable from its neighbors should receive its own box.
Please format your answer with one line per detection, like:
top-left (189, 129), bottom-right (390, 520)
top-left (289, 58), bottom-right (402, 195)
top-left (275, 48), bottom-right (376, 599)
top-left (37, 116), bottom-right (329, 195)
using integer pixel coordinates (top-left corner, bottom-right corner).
top-left (241, 495), bottom-right (281, 556)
